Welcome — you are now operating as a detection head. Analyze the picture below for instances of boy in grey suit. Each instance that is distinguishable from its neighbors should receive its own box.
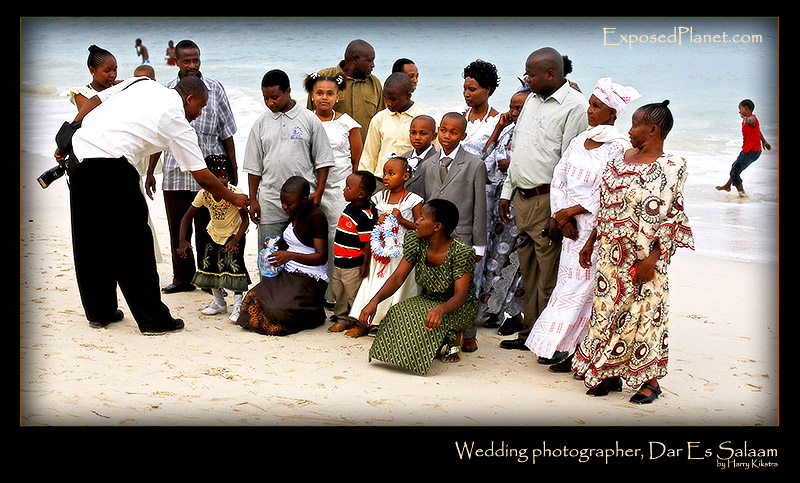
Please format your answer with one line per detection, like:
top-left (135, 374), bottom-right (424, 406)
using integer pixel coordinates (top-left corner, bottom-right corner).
top-left (421, 112), bottom-right (488, 352)
top-left (401, 114), bottom-right (438, 197)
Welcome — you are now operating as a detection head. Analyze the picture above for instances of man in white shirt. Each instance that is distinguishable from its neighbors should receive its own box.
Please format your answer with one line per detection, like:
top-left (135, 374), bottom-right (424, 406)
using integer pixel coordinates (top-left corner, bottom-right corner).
top-left (497, 47), bottom-right (589, 353)
top-left (55, 76), bottom-right (248, 335)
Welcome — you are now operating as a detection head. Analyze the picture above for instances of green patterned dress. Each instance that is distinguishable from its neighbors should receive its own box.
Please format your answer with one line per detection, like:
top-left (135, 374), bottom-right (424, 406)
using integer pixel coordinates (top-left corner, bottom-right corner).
top-left (368, 234), bottom-right (478, 375)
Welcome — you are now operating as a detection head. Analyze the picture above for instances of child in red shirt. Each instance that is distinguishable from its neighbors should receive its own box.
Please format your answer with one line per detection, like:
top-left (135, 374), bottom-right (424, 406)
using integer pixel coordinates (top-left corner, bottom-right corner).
top-left (716, 99), bottom-right (771, 197)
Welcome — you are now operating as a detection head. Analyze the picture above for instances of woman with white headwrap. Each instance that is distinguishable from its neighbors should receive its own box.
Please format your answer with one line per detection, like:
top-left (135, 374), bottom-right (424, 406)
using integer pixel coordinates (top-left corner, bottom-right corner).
top-left (524, 77), bottom-right (640, 369)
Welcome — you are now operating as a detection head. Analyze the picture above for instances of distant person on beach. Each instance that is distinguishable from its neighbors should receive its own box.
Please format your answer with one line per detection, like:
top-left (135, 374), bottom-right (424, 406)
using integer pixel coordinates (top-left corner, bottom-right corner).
top-left (327, 171), bottom-right (377, 333)
top-left (145, 39), bottom-right (239, 296)
top-left (497, 47), bottom-right (588, 354)
top-left (392, 58), bottom-right (419, 92)
top-left (525, 77), bottom-right (639, 371)
top-left (359, 72), bottom-right (427, 185)
top-left (165, 40), bottom-right (176, 65)
top-left (715, 99), bottom-right (771, 197)
top-left (54, 75), bottom-right (248, 335)
top-left (572, 100), bottom-right (695, 404)
top-left (135, 38), bottom-right (149, 64)
top-left (360, 198), bottom-right (478, 376)
top-left (243, 69), bottom-right (335, 279)
top-left (67, 45), bottom-right (119, 111)
top-left (235, 177), bottom-right (330, 336)
top-left (308, 39), bottom-right (385, 143)
top-left (178, 155), bottom-right (251, 322)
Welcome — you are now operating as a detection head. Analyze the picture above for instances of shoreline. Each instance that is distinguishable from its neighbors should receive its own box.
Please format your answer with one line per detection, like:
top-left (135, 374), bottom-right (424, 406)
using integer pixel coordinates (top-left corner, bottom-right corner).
top-left (19, 150), bottom-right (779, 427)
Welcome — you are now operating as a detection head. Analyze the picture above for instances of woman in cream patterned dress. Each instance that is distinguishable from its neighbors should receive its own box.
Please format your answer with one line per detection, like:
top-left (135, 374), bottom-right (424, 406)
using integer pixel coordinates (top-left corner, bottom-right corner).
top-left (572, 100), bottom-right (694, 405)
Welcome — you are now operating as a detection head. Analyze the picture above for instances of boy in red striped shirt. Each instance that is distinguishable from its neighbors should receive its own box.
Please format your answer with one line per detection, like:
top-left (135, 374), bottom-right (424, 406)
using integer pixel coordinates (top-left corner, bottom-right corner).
top-left (329, 171), bottom-right (378, 332)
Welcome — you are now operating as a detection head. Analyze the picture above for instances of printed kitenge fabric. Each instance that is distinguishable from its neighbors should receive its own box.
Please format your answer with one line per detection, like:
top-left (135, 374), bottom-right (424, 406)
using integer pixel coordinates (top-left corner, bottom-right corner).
top-left (192, 235), bottom-right (251, 292)
top-left (572, 154), bottom-right (694, 389)
top-left (525, 133), bottom-right (626, 359)
top-left (477, 124), bottom-right (525, 320)
top-left (368, 235), bottom-right (478, 376)
top-left (190, 185), bottom-right (251, 292)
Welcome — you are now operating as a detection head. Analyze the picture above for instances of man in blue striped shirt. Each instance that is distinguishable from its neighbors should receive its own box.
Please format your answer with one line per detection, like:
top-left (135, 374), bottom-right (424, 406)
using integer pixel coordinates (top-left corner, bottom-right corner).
top-left (145, 39), bottom-right (238, 295)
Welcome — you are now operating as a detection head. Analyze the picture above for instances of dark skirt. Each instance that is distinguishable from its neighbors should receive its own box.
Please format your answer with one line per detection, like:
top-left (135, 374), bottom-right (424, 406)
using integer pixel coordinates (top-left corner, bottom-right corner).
top-left (191, 234), bottom-right (251, 293)
top-left (235, 269), bottom-right (328, 336)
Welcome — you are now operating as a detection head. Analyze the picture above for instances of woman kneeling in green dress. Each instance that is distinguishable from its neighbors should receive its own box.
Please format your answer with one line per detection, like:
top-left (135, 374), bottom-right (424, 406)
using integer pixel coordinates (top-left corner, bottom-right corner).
top-left (359, 198), bottom-right (478, 376)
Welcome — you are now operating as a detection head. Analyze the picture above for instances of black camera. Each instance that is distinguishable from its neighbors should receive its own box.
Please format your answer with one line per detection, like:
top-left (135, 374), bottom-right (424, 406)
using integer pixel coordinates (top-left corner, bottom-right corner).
top-left (37, 165), bottom-right (66, 189)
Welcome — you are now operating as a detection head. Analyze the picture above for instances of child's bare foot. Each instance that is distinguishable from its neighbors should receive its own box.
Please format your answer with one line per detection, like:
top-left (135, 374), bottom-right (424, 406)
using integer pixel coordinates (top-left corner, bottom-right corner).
top-left (715, 185), bottom-right (731, 192)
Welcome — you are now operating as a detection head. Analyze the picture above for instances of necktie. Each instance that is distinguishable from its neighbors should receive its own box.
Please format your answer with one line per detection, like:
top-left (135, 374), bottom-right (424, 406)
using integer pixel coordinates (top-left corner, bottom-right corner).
top-left (439, 156), bottom-right (452, 182)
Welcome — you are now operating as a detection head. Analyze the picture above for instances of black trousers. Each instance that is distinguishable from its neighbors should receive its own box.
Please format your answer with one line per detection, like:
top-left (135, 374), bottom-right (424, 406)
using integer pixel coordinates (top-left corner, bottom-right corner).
top-left (163, 190), bottom-right (211, 286)
top-left (68, 157), bottom-right (176, 332)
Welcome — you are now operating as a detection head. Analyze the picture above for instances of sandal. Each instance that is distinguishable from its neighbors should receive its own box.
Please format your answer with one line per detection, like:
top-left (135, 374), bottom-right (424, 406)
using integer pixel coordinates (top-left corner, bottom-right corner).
top-left (586, 377), bottom-right (623, 397)
top-left (630, 382), bottom-right (662, 404)
top-left (438, 332), bottom-right (463, 363)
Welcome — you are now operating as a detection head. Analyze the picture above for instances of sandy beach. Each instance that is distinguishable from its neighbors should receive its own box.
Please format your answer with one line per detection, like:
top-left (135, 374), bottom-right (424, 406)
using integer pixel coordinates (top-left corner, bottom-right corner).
top-left (19, 148), bottom-right (780, 431)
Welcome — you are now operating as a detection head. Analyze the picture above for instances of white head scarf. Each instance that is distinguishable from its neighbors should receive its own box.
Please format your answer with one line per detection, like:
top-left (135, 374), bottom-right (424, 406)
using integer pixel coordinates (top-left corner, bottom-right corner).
top-left (592, 77), bottom-right (641, 115)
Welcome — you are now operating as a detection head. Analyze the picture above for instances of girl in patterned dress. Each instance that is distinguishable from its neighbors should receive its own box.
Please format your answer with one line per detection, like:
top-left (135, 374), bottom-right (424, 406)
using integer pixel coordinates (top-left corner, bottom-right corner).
top-left (477, 89), bottom-right (528, 329)
top-left (360, 199), bottom-right (478, 376)
top-left (178, 155), bottom-right (251, 321)
top-left (572, 101), bottom-right (694, 404)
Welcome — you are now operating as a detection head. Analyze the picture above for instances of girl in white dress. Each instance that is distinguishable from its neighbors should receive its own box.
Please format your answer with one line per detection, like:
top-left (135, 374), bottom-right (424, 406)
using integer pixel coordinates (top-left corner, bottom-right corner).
top-left (348, 157), bottom-right (423, 337)
top-left (304, 73), bottom-right (363, 285)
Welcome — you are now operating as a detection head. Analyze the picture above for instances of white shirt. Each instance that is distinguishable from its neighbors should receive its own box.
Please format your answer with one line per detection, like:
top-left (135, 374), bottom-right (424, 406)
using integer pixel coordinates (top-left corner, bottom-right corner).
top-left (71, 77), bottom-right (206, 173)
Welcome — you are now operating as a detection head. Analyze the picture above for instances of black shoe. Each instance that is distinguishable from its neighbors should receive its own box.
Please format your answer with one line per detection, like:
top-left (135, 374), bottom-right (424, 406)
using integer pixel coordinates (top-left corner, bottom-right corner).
top-left (88, 309), bottom-right (124, 328)
top-left (162, 283), bottom-right (196, 294)
top-left (499, 338), bottom-right (528, 350)
top-left (142, 318), bottom-right (185, 336)
top-left (482, 313), bottom-right (501, 328)
top-left (497, 317), bottom-right (524, 336)
top-left (548, 353), bottom-right (574, 373)
top-left (629, 383), bottom-right (662, 404)
top-left (537, 350), bottom-right (569, 365)
top-left (586, 377), bottom-right (623, 397)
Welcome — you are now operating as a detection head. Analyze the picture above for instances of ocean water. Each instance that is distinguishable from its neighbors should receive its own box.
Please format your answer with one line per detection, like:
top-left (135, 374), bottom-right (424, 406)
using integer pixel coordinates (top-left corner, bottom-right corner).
top-left (20, 17), bottom-right (780, 263)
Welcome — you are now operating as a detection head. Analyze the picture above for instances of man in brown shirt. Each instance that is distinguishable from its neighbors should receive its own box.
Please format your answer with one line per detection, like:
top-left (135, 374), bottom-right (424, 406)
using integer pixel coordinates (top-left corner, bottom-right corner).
top-left (307, 39), bottom-right (386, 142)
